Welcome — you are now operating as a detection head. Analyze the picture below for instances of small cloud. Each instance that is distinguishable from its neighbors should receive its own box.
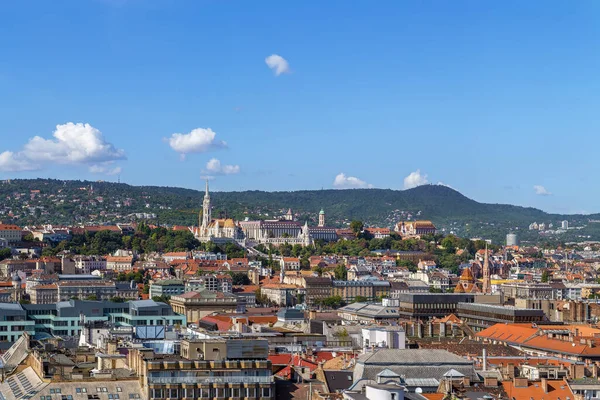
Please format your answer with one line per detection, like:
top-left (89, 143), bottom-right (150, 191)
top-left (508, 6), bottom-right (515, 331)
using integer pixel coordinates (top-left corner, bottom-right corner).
top-left (89, 163), bottom-right (122, 176)
top-left (533, 185), bottom-right (551, 196)
top-left (204, 158), bottom-right (240, 175)
top-left (166, 128), bottom-right (227, 158)
top-left (404, 170), bottom-right (428, 189)
top-left (265, 54), bottom-right (290, 76)
top-left (333, 173), bottom-right (373, 189)
top-left (0, 151), bottom-right (39, 172)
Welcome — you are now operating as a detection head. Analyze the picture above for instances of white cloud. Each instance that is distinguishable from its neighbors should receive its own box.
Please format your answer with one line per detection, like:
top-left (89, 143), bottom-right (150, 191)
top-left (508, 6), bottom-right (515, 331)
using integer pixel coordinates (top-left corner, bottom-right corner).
top-left (204, 158), bottom-right (240, 175)
top-left (533, 185), bottom-right (551, 196)
top-left (89, 163), bottom-right (122, 176)
top-left (333, 173), bottom-right (373, 189)
top-left (265, 54), bottom-right (290, 76)
top-left (403, 170), bottom-right (429, 189)
top-left (0, 123), bottom-right (124, 174)
top-left (167, 128), bottom-right (227, 158)
top-left (23, 122), bottom-right (125, 163)
top-left (0, 151), bottom-right (39, 172)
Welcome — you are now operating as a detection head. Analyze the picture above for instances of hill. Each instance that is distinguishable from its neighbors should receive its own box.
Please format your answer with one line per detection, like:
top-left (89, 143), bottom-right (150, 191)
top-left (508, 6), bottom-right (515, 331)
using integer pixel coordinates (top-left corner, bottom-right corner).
top-left (1, 178), bottom-right (598, 244)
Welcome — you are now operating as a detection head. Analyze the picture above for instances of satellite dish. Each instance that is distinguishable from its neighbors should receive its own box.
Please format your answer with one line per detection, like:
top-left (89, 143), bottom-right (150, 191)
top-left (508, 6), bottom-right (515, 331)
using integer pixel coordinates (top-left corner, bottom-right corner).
top-left (416, 388), bottom-right (423, 394)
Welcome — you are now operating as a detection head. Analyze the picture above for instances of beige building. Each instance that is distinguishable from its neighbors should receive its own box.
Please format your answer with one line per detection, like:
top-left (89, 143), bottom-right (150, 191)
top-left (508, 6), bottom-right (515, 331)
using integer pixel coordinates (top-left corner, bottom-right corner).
top-left (30, 283), bottom-right (59, 304)
top-left (0, 224), bottom-right (22, 243)
top-left (169, 288), bottom-right (238, 322)
top-left (127, 338), bottom-right (274, 400)
top-left (106, 256), bottom-right (134, 272)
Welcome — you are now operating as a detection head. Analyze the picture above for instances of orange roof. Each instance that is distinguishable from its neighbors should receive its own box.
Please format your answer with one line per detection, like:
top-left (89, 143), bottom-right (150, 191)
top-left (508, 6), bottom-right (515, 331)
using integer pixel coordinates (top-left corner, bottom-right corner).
top-left (0, 224), bottom-right (21, 230)
top-left (459, 267), bottom-right (474, 282)
top-left (501, 380), bottom-right (574, 400)
top-left (106, 256), bottom-right (133, 262)
top-left (476, 324), bottom-right (539, 345)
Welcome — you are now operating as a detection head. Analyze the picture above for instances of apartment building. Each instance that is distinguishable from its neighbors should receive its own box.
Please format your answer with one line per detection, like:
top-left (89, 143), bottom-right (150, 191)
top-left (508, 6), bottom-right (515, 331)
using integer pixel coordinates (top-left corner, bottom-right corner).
top-left (127, 338), bottom-right (274, 400)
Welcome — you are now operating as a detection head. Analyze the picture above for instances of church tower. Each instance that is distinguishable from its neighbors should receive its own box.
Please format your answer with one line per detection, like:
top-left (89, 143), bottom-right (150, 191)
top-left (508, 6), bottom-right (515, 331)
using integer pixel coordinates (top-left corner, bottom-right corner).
top-left (318, 209), bottom-right (325, 227)
top-left (201, 179), bottom-right (211, 229)
top-left (482, 243), bottom-right (491, 294)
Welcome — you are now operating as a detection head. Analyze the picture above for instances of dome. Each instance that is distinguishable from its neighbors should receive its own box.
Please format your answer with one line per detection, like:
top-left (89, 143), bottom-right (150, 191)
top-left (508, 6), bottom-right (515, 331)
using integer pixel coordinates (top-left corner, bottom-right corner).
top-left (319, 209), bottom-right (325, 215)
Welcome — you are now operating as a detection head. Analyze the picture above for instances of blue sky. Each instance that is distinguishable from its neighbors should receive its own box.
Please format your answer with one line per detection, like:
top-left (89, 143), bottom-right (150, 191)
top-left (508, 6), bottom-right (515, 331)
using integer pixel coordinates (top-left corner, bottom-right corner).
top-left (0, 1), bottom-right (599, 214)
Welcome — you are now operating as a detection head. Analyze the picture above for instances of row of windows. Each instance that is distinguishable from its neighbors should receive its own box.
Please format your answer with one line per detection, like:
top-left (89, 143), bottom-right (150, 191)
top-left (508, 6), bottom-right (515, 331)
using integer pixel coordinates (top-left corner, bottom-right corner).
top-left (150, 387), bottom-right (270, 399)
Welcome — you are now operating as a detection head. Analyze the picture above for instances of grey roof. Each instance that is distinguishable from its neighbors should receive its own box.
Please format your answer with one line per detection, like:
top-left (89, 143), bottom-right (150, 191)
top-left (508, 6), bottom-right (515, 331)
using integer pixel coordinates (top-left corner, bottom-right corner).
top-left (443, 368), bottom-right (465, 378)
top-left (338, 303), bottom-right (399, 318)
top-left (324, 370), bottom-right (354, 392)
top-left (0, 303), bottom-right (24, 311)
top-left (377, 368), bottom-right (400, 378)
top-left (277, 308), bottom-right (305, 320)
top-left (354, 349), bottom-right (477, 383)
top-left (358, 349), bottom-right (470, 365)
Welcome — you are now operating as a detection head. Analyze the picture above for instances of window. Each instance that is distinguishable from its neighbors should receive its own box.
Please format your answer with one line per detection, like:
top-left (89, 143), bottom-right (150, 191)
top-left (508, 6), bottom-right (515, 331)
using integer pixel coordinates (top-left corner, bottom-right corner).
top-left (76, 389), bottom-right (81, 394)
top-left (114, 395), bottom-right (119, 400)
top-left (82, 388), bottom-right (87, 393)
top-left (102, 388), bottom-right (108, 393)
top-left (116, 388), bottom-right (122, 393)
top-left (108, 395), bottom-right (113, 400)
top-left (97, 388), bottom-right (102, 393)
top-left (50, 390), bottom-right (56, 394)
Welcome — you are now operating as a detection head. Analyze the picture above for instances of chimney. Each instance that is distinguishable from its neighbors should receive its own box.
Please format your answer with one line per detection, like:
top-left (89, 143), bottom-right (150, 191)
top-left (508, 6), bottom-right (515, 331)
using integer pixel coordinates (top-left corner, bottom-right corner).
top-left (541, 378), bottom-right (548, 394)
top-left (513, 377), bottom-right (528, 388)
top-left (483, 348), bottom-right (487, 371)
top-left (506, 363), bottom-right (515, 379)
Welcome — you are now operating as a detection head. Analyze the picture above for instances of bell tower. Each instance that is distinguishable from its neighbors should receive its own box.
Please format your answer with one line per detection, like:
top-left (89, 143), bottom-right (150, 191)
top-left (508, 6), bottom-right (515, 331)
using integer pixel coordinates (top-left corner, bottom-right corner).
top-left (201, 179), bottom-right (211, 228)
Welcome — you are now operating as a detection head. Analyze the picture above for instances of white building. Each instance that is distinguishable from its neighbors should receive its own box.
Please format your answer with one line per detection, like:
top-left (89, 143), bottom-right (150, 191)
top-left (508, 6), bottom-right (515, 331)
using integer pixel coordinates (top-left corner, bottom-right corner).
top-left (362, 326), bottom-right (406, 350)
top-left (74, 256), bottom-right (106, 274)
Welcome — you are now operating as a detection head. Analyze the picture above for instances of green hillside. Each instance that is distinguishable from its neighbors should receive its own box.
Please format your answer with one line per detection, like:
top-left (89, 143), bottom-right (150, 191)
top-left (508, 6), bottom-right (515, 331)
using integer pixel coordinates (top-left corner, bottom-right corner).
top-left (0, 179), bottom-right (598, 244)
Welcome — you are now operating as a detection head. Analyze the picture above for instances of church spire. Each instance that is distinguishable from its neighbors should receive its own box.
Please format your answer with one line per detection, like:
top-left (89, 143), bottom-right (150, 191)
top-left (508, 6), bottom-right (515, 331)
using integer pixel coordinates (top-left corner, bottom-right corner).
top-left (482, 242), bottom-right (491, 294)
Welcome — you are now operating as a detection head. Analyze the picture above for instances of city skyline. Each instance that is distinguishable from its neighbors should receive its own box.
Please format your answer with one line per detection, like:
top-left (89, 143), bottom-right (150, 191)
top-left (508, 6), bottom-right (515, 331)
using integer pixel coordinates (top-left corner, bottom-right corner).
top-left (1, 1), bottom-right (599, 214)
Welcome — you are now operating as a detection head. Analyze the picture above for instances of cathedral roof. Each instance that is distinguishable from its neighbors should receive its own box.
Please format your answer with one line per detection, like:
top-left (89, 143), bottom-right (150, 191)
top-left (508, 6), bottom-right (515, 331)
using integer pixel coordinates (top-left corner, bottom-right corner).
top-left (208, 219), bottom-right (236, 228)
top-left (459, 267), bottom-right (474, 282)
top-left (454, 284), bottom-right (465, 293)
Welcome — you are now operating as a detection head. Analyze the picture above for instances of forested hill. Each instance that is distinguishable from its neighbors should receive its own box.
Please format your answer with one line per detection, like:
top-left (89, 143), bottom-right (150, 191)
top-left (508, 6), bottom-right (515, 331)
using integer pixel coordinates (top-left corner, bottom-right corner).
top-left (1, 178), bottom-right (598, 243)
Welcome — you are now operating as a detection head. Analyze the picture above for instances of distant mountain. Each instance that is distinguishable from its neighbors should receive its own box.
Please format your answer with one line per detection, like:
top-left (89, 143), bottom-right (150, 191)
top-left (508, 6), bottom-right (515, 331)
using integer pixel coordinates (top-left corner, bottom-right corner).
top-left (1, 179), bottom-right (598, 244)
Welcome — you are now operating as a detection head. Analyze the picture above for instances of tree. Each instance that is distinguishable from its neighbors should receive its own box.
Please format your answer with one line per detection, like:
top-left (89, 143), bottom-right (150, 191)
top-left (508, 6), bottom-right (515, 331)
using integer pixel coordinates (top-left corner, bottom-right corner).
top-left (541, 269), bottom-right (550, 283)
top-left (85, 295), bottom-right (98, 301)
top-left (0, 248), bottom-right (12, 261)
top-left (354, 296), bottom-right (368, 303)
top-left (312, 265), bottom-right (324, 277)
top-left (230, 272), bottom-right (250, 286)
top-left (334, 264), bottom-right (347, 280)
top-left (321, 296), bottom-right (344, 309)
top-left (110, 296), bottom-right (126, 303)
top-left (152, 295), bottom-right (170, 303)
top-left (350, 220), bottom-right (364, 236)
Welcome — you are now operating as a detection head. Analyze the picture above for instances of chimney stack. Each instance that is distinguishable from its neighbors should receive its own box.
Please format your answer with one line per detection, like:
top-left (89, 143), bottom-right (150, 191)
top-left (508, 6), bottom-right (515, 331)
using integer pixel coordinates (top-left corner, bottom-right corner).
top-left (483, 348), bottom-right (487, 371)
top-left (541, 378), bottom-right (548, 394)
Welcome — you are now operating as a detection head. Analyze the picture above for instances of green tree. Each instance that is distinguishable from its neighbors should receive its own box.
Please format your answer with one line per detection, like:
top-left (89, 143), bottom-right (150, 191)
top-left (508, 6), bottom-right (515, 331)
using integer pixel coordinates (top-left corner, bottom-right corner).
top-left (354, 296), bottom-right (368, 303)
top-left (0, 248), bottom-right (12, 261)
top-left (85, 294), bottom-right (98, 301)
top-left (334, 264), bottom-right (347, 280)
top-left (230, 272), bottom-right (250, 286)
top-left (541, 269), bottom-right (550, 283)
top-left (110, 296), bottom-right (126, 303)
top-left (321, 295), bottom-right (344, 309)
top-left (350, 220), bottom-right (364, 236)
